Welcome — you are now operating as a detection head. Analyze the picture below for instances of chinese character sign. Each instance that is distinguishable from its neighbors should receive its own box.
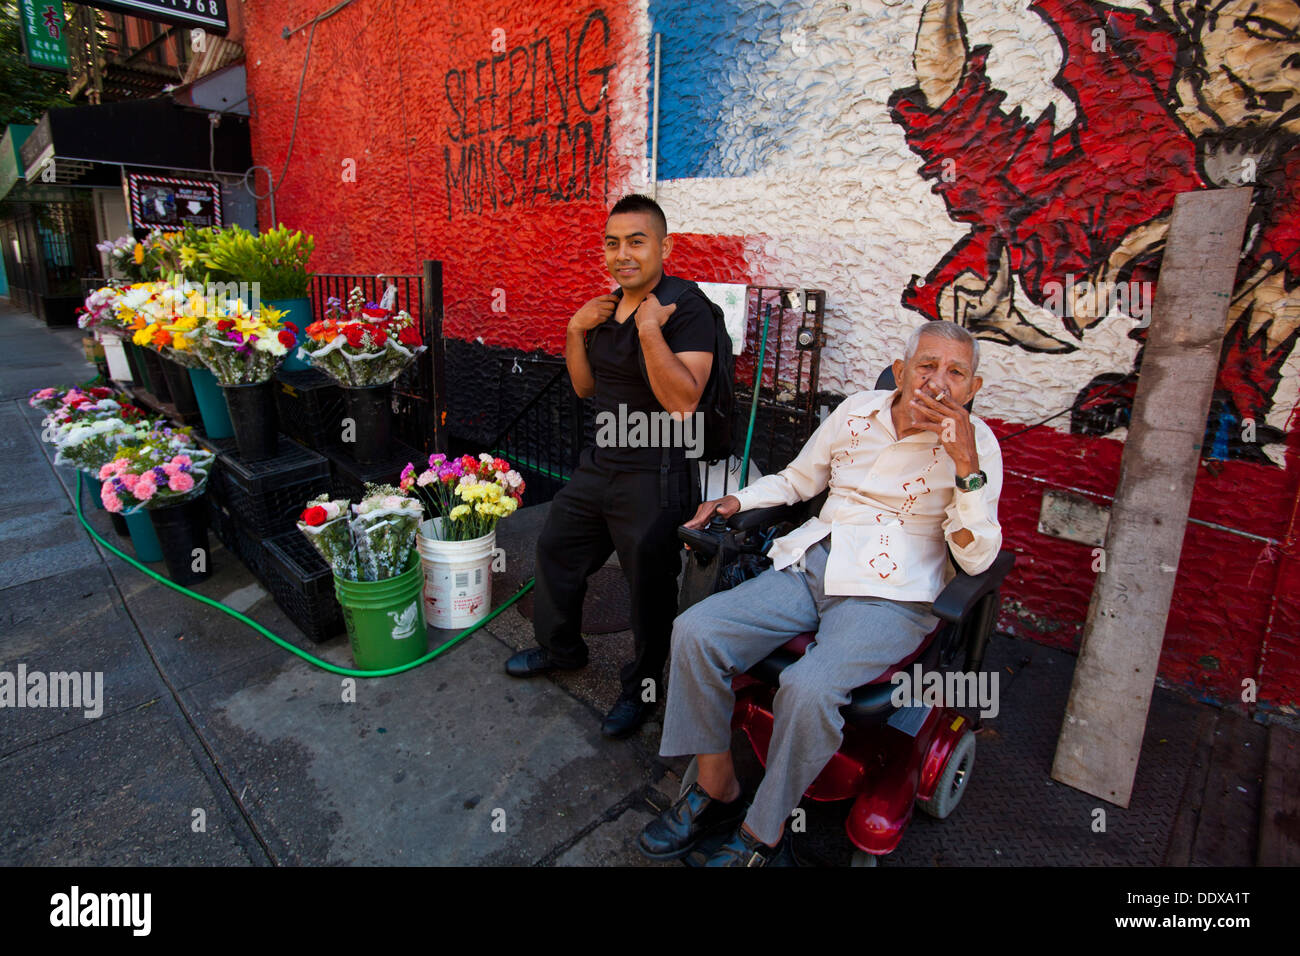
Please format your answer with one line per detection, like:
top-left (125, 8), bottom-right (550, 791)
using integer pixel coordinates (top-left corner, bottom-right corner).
top-left (18, 0), bottom-right (69, 72)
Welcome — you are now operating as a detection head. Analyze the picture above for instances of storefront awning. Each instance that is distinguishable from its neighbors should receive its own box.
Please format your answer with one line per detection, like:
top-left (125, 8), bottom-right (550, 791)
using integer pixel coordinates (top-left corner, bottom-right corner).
top-left (18, 97), bottom-right (252, 183)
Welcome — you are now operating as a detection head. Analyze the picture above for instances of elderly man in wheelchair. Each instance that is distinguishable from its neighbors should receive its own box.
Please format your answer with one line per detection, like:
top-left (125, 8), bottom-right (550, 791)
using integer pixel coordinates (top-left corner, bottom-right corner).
top-left (637, 319), bottom-right (1010, 866)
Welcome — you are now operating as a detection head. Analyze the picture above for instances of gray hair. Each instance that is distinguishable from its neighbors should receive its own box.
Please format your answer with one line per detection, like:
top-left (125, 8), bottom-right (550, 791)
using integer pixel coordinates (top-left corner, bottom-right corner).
top-left (905, 320), bottom-right (979, 373)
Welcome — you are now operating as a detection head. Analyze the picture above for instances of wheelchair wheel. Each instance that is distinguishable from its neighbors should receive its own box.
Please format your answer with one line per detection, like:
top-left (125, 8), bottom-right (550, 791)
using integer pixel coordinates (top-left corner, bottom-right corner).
top-left (849, 850), bottom-right (879, 867)
top-left (917, 729), bottom-right (976, 820)
top-left (678, 756), bottom-right (700, 799)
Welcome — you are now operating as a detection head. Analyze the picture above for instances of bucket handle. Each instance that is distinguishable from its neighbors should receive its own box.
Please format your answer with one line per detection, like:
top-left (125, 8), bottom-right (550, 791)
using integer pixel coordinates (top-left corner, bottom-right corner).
top-left (490, 547), bottom-right (507, 572)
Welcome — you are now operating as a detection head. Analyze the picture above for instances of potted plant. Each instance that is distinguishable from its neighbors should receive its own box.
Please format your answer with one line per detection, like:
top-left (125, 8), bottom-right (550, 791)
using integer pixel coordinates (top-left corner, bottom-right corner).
top-left (179, 299), bottom-right (293, 460)
top-left (402, 453), bottom-right (522, 629)
top-left (201, 224), bottom-right (314, 371)
top-left (298, 485), bottom-right (427, 669)
top-left (97, 429), bottom-right (215, 580)
top-left (303, 287), bottom-right (425, 462)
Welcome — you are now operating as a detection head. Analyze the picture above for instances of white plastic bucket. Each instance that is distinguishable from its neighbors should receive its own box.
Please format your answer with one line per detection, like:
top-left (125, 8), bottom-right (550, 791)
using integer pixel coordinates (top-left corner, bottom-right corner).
top-left (99, 332), bottom-right (133, 382)
top-left (417, 518), bottom-right (505, 629)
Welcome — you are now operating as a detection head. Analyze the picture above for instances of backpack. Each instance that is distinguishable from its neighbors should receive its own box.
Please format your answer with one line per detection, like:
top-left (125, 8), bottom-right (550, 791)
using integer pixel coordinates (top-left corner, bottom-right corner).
top-left (598, 275), bottom-right (736, 463)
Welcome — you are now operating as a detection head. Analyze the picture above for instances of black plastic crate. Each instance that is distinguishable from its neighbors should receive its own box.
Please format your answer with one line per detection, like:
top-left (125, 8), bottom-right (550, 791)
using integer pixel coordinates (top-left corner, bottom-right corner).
top-left (274, 368), bottom-right (344, 450)
top-left (321, 440), bottom-right (423, 502)
top-left (263, 530), bottom-right (344, 643)
top-left (207, 494), bottom-right (270, 583)
top-left (204, 436), bottom-right (332, 537)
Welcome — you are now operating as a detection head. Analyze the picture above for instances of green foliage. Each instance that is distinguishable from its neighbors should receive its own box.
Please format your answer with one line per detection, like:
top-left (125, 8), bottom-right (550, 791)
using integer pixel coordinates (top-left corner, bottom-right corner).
top-left (0, 1), bottom-right (71, 127)
top-left (200, 224), bottom-right (315, 300)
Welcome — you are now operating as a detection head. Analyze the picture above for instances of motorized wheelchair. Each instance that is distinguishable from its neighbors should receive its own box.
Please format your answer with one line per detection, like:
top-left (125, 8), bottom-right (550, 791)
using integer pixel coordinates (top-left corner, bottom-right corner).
top-left (674, 369), bottom-right (1015, 866)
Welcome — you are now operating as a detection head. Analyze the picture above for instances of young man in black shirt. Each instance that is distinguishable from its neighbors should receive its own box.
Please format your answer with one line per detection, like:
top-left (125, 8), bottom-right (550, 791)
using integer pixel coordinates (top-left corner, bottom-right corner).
top-left (505, 194), bottom-right (715, 738)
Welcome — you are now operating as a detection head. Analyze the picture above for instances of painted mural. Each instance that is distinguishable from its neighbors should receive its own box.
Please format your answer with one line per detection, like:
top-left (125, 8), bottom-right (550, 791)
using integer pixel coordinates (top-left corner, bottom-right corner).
top-left (242, 0), bottom-right (1300, 714)
top-left (892, 0), bottom-right (1300, 466)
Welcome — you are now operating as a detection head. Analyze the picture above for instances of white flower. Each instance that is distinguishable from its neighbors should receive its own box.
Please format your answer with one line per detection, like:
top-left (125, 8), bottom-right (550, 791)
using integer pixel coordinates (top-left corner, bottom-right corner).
top-left (381, 495), bottom-right (405, 510)
top-left (478, 453), bottom-right (494, 464)
top-left (416, 471), bottom-right (435, 487)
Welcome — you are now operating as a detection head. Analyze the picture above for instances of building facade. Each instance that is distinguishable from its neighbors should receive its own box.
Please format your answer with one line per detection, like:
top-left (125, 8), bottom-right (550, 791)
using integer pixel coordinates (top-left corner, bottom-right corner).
top-left (239, 0), bottom-right (1300, 718)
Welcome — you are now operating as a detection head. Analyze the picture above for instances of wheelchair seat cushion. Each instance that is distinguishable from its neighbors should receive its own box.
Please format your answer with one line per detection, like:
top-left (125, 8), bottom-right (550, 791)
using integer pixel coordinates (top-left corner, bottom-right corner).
top-left (750, 620), bottom-right (947, 724)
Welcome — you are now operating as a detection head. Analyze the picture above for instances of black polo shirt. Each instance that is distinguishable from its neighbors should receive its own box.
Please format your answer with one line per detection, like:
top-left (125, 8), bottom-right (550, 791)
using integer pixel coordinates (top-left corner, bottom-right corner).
top-left (585, 273), bottom-right (715, 471)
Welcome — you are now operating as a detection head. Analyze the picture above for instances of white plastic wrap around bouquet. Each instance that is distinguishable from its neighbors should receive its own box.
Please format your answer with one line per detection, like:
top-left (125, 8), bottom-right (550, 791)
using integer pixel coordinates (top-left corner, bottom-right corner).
top-left (417, 518), bottom-right (506, 629)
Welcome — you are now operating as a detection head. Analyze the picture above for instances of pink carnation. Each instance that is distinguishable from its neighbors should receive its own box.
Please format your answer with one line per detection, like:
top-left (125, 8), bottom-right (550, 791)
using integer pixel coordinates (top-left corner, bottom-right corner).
top-left (98, 463), bottom-right (116, 480)
top-left (101, 487), bottom-right (122, 512)
top-left (118, 473), bottom-right (139, 492)
top-left (168, 472), bottom-right (195, 493)
top-left (172, 454), bottom-right (192, 466)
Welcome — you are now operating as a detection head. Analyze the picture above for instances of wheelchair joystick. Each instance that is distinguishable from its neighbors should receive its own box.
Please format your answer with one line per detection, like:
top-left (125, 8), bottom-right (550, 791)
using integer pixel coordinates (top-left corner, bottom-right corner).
top-left (708, 514), bottom-right (729, 534)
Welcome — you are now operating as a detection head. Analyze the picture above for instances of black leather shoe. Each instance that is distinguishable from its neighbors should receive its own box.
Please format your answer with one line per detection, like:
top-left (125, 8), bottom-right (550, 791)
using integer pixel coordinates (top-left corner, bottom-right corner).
top-left (703, 825), bottom-right (796, 867)
top-left (600, 693), bottom-right (654, 739)
top-left (637, 783), bottom-right (747, 860)
top-left (504, 647), bottom-right (585, 678)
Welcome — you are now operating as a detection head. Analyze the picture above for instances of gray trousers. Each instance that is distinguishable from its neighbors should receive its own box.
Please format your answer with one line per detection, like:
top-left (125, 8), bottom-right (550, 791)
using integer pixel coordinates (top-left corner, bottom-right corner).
top-left (659, 539), bottom-right (939, 845)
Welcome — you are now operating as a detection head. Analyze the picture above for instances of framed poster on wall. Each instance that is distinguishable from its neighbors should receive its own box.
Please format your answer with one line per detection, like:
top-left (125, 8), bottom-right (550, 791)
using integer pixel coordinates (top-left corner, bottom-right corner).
top-left (126, 173), bottom-right (222, 231)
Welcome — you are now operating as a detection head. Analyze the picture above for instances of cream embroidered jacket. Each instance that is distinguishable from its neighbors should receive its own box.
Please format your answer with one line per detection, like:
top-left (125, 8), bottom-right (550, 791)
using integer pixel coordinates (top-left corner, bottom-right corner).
top-left (729, 389), bottom-right (1003, 601)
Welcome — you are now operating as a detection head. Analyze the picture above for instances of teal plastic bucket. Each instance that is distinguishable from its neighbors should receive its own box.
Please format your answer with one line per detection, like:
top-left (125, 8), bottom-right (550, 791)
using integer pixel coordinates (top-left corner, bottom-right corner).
top-left (123, 508), bottom-right (164, 562)
top-left (334, 558), bottom-right (428, 670)
top-left (189, 366), bottom-right (234, 438)
top-left (265, 297), bottom-right (312, 371)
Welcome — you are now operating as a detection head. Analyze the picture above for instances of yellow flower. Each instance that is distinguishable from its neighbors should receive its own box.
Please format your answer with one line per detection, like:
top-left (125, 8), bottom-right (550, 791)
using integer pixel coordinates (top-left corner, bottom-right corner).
top-left (132, 326), bottom-right (154, 346)
top-left (449, 504), bottom-right (470, 521)
top-left (133, 243), bottom-right (144, 265)
top-left (180, 246), bottom-right (198, 268)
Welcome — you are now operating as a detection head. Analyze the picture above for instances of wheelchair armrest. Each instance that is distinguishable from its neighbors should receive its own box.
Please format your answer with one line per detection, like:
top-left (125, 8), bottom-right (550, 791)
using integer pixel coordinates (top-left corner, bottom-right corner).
top-left (727, 502), bottom-right (807, 532)
top-left (932, 550), bottom-right (1016, 624)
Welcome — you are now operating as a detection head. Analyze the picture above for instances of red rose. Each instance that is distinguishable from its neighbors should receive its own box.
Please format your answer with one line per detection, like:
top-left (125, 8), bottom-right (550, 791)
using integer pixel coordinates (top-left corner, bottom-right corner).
top-left (398, 326), bottom-right (422, 347)
top-left (371, 326), bottom-right (387, 347)
top-left (89, 387), bottom-right (113, 398)
top-left (217, 319), bottom-right (234, 332)
top-left (283, 321), bottom-right (299, 334)
top-left (302, 506), bottom-right (327, 526)
top-left (278, 330), bottom-right (296, 348)
top-left (343, 325), bottom-right (366, 348)
top-left (361, 306), bottom-right (388, 319)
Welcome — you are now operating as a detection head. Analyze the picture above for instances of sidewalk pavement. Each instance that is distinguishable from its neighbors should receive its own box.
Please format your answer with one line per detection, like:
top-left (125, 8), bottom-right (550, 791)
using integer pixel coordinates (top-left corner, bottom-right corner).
top-left (0, 302), bottom-right (1288, 866)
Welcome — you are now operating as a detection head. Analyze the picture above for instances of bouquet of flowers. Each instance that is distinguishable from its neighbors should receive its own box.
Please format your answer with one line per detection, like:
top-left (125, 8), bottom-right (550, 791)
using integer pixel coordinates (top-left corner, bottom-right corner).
top-left (78, 286), bottom-right (125, 331)
top-left (298, 485), bottom-right (424, 581)
top-left (97, 433), bottom-right (215, 514)
top-left (401, 452), bottom-right (524, 542)
top-left (303, 287), bottom-right (425, 387)
top-left (52, 416), bottom-right (154, 472)
top-left (96, 233), bottom-right (161, 283)
top-left (178, 298), bottom-right (292, 385)
top-left (28, 385), bottom-right (116, 413)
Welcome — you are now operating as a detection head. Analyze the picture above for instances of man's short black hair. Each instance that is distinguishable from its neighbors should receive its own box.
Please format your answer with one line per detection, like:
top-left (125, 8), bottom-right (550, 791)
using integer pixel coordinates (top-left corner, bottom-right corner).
top-left (608, 194), bottom-right (668, 237)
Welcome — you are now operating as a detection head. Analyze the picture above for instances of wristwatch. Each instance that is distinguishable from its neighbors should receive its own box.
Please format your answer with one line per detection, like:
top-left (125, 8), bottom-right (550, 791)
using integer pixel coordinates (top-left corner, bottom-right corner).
top-left (955, 470), bottom-right (987, 492)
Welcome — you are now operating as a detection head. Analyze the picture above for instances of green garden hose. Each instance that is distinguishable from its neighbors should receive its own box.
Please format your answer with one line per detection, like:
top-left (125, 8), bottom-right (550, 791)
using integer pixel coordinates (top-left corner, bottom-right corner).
top-left (73, 471), bottom-right (533, 678)
top-left (738, 302), bottom-right (773, 490)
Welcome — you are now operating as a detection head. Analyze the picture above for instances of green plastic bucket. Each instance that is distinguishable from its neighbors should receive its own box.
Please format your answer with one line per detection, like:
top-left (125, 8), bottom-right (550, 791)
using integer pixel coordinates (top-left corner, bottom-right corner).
top-left (123, 508), bottom-right (164, 562)
top-left (264, 297), bottom-right (312, 371)
top-left (189, 366), bottom-right (234, 438)
top-left (334, 557), bottom-right (428, 670)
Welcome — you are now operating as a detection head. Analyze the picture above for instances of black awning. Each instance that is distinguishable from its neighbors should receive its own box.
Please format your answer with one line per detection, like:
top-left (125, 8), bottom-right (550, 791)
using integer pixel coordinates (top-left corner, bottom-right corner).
top-left (20, 98), bottom-right (252, 178)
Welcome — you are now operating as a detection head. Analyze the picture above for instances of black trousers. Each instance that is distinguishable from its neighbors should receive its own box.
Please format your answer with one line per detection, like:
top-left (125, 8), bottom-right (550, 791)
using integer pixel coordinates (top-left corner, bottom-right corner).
top-left (532, 447), bottom-right (697, 697)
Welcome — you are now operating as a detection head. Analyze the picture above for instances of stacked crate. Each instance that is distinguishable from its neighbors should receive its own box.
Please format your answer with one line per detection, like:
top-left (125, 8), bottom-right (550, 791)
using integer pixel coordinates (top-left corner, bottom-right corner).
top-left (198, 433), bottom-right (344, 642)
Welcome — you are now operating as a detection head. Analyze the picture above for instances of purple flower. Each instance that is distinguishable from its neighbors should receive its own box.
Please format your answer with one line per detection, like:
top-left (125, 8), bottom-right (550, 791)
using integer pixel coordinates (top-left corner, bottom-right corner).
top-left (179, 463), bottom-right (192, 473)
top-left (152, 466), bottom-right (167, 480)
